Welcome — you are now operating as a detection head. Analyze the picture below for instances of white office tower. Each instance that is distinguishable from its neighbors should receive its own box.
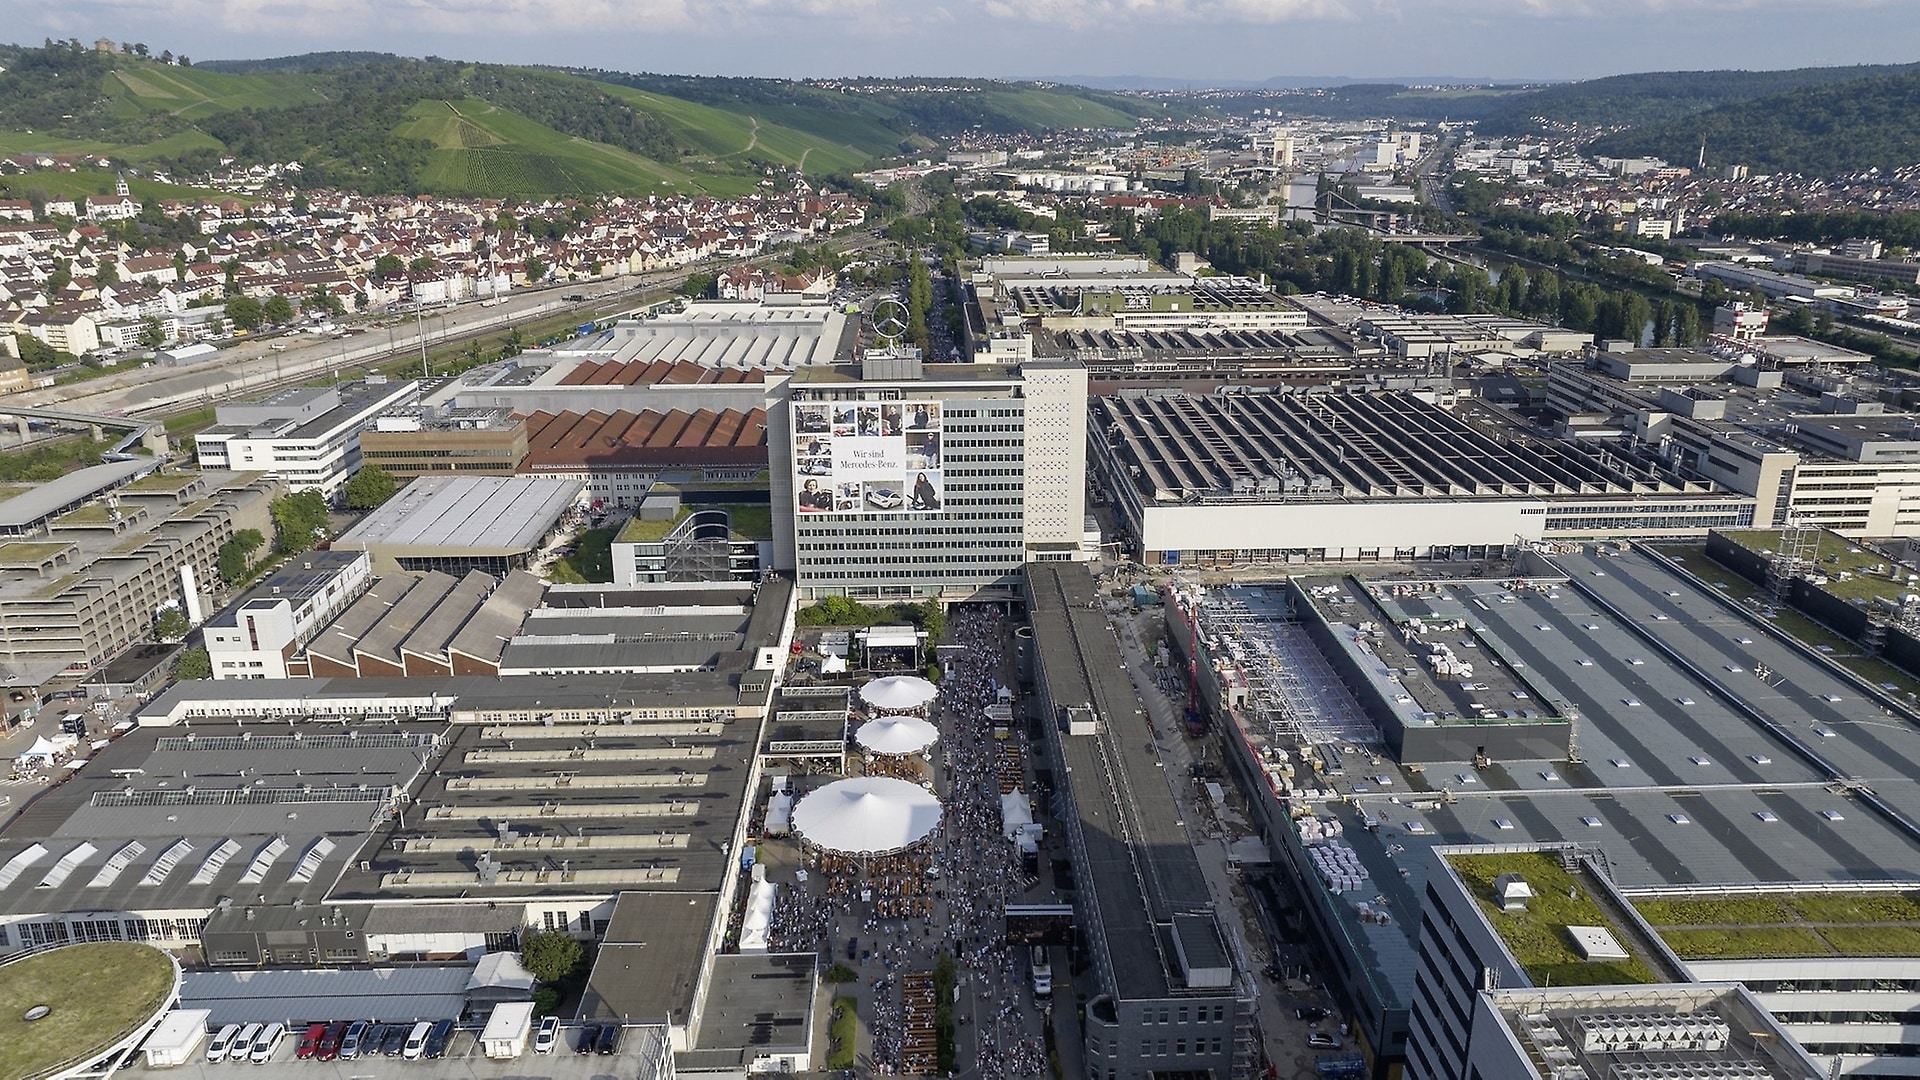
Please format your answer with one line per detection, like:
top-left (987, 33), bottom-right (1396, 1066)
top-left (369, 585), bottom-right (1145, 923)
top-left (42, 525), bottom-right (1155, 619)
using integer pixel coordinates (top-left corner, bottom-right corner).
top-left (777, 356), bottom-right (1088, 602)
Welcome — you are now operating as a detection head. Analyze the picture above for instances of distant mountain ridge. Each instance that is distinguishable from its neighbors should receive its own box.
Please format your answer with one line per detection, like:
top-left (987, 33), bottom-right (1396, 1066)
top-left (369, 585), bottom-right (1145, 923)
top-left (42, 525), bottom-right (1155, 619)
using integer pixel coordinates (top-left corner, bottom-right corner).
top-left (1585, 68), bottom-right (1920, 176)
top-left (0, 45), bottom-right (1188, 198)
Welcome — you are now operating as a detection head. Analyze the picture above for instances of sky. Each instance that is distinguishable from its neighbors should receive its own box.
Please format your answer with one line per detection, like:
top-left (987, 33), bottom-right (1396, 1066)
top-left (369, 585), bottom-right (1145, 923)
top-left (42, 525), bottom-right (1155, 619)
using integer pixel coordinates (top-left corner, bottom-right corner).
top-left (12, 0), bottom-right (1913, 83)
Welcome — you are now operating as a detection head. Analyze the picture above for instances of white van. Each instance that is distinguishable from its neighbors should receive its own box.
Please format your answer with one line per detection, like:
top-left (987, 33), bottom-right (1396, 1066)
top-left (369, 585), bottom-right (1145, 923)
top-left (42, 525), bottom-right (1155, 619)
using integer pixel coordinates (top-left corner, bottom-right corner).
top-left (403, 1020), bottom-right (433, 1060)
top-left (1030, 945), bottom-right (1053, 999)
top-left (206, 1023), bottom-right (243, 1062)
top-left (249, 1022), bottom-right (288, 1064)
top-left (228, 1022), bottom-right (263, 1061)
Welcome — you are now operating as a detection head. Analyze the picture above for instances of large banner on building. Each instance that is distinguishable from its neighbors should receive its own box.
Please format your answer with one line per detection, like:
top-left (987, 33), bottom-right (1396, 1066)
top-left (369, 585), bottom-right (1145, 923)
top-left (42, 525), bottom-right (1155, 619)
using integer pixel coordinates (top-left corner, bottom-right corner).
top-left (793, 401), bottom-right (944, 515)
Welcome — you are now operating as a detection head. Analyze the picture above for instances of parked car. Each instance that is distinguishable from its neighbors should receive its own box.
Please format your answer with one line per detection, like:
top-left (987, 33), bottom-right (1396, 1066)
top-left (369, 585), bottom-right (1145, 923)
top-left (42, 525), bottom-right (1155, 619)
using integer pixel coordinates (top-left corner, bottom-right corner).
top-left (339, 1020), bottom-right (369, 1060)
top-left (1308, 1032), bottom-right (1343, 1049)
top-left (206, 1024), bottom-right (243, 1062)
top-left (315, 1021), bottom-right (348, 1061)
top-left (1295, 1006), bottom-right (1329, 1022)
top-left (228, 1023), bottom-right (263, 1062)
top-left (534, 1016), bottom-right (560, 1055)
top-left (577, 1023), bottom-right (601, 1054)
top-left (249, 1023), bottom-right (288, 1064)
top-left (596, 1023), bottom-right (622, 1056)
top-left (382, 1023), bottom-right (410, 1056)
top-left (402, 1021), bottom-right (432, 1060)
top-left (424, 1018), bottom-right (454, 1059)
top-left (296, 1023), bottom-right (329, 1059)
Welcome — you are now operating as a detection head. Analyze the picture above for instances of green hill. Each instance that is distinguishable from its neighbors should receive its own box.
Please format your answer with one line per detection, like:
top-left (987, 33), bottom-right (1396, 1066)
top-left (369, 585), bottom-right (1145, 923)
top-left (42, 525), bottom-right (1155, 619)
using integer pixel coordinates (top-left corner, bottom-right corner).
top-left (1476, 62), bottom-right (1920, 136)
top-left (0, 43), bottom-right (1183, 198)
top-left (1585, 69), bottom-right (1920, 176)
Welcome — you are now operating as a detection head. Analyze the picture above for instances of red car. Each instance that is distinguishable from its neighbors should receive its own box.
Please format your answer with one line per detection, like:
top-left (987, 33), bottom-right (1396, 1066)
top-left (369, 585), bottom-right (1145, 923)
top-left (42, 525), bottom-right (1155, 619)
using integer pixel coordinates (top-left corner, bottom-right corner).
top-left (295, 1023), bottom-right (329, 1059)
top-left (314, 1022), bottom-right (349, 1062)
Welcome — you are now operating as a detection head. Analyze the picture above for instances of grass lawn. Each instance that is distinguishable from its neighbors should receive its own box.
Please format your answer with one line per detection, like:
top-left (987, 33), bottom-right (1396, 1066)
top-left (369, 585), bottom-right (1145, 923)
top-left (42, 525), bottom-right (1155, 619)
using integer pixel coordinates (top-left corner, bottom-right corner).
top-left (1446, 852), bottom-right (1657, 986)
top-left (1788, 891), bottom-right (1920, 923)
top-left (0, 942), bottom-right (174, 1080)
top-left (1633, 896), bottom-right (1794, 927)
top-left (617, 508), bottom-right (690, 543)
top-left (1638, 890), bottom-right (1920, 959)
top-left (724, 503), bottom-right (774, 540)
top-left (1657, 927), bottom-right (1832, 960)
top-left (559, 527), bottom-right (617, 583)
top-left (827, 997), bottom-right (858, 1070)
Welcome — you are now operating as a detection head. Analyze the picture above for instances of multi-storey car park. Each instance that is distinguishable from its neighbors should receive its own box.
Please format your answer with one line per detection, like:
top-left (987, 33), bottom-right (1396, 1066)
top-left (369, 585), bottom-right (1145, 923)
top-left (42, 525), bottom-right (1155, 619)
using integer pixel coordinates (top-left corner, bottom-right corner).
top-left (1092, 388), bottom-right (1753, 567)
top-left (1166, 543), bottom-right (1920, 1077)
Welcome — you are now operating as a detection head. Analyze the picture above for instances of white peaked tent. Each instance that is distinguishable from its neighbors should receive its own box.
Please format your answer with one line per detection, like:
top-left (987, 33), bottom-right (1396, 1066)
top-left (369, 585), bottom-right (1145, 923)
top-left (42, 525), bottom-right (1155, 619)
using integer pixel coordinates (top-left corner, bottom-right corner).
top-left (791, 777), bottom-right (943, 856)
top-left (859, 675), bottom-right (938, 712)
top-left (855, 715), bottom-right (939, 757)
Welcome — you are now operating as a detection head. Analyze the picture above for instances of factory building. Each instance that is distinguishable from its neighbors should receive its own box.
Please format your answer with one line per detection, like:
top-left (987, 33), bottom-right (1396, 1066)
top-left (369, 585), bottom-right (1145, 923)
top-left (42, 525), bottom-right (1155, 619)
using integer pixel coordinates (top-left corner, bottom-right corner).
top-left (1090, 388), bottom-right (1751, 567)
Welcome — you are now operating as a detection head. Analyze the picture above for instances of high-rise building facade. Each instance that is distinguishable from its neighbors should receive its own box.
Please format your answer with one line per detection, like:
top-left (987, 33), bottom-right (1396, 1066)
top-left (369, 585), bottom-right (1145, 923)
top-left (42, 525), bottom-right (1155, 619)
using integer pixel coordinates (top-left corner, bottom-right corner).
top-left (773, 357), bottom-right (1086, 601)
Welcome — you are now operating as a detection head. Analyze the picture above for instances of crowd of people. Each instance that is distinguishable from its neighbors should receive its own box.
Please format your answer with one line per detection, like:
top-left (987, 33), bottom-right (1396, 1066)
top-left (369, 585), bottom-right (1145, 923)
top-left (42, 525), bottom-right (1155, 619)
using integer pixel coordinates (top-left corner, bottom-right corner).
top-left (757, 604), bottom-right (1053, 1078)
top-left (930, 606), bottom-right (1049, 1080)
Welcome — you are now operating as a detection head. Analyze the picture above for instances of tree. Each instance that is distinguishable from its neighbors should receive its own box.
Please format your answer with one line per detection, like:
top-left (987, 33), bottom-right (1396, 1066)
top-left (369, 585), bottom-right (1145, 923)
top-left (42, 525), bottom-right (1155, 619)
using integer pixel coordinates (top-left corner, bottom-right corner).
top-left (681, 272), bottom-right (716, 299)
top-left (172, 647), bottom-right (212, 681)
top-left (96, 259), bottom-right (118, 286)
top-left (269, 491), bottom-right (329, 554)
top-left (342, 467), bottom-right (398, 511)
top-left (154, 607), bottom-right (189, 642)
top-left (216, 528), bottom-right (265, 585)
top-left (262, 294), bottom-right (294, 325)
top-left (225, 295), bottom-right (263, 331)
top-left (520, 929), bottom-right (584, 985)
top-left (372, 254), bottom-right (405, 282)
top-left (138, 317), bottom-right (166, 349)
top-left (523, 257), bottom-right (548, 284)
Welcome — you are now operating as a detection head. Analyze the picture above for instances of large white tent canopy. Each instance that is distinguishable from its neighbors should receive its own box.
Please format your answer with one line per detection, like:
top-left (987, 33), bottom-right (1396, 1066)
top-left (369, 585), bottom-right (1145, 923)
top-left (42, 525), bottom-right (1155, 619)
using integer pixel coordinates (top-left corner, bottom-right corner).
top-left (860, 675), bottom-right (938, 711)
top-left (855, 715), bottom-right (939, 757)
top-left (791, 777), bottom-right (943, 856)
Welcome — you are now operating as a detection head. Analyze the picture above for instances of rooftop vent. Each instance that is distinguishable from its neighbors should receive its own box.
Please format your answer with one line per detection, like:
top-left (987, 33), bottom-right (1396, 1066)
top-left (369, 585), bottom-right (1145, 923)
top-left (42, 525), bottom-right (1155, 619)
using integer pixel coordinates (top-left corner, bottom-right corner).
top-left (1493, 872), bottom-right (1533, 912)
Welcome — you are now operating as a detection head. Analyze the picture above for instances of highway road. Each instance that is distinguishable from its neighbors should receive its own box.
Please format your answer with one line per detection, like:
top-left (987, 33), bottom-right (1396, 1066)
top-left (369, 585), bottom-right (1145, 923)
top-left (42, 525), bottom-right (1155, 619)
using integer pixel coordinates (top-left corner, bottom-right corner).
top-left (5, 230), bottom-right (888, 421)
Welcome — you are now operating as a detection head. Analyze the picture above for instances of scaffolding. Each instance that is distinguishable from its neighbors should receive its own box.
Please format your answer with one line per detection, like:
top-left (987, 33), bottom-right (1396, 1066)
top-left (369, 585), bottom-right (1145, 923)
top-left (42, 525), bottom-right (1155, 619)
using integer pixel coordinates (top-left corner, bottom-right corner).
top-left (1766, 518), bottom-right (1819, 614)
top-left (1196, 589), bottom-right (1379, 751)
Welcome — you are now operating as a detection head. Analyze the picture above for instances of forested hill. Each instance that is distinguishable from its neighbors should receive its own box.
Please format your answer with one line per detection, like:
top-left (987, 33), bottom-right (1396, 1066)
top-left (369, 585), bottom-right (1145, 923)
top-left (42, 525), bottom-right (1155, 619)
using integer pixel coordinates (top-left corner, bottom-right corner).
top-left (1471, 62), bottom-right (1920, 135)
top-left (0, 43), bottom-right (1180, 198)
top-left (1584, 69), bottom-right (1920, 176)
top-left (1205, 62), bottom-right (1919, 150)
top-left (196, 51), bottom-right (401, 74)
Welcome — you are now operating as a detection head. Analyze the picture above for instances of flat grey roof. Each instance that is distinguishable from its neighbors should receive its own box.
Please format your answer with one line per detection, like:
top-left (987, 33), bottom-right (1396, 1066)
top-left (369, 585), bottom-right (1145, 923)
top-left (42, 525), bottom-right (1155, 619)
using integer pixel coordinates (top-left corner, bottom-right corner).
top-left (337, 476), bottom-right (582, 554)
top-left (1027, 564), bottom-right (1220, 1002)
top-left (178, 965), bottom-right (470, 1027)
top-left (329, 708), bottom-right (759, 900)
top-left (688, 953), bottom-right (815, 1058)
top-left (0, 724), bottom-right (438, 919)
top-left (579, 891), bottom-right (718, 1023)
top-left (1249, 545), bottom-right (1920, 1015)
top-left (0, 458), bottom-right (156, 530)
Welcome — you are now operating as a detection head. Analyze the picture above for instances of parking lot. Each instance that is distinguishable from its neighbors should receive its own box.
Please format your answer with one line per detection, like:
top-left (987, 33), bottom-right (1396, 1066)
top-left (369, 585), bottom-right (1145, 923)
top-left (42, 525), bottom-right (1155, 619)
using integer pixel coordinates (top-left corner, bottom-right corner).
top-left (125, 1022), bottom-right (655, 1079)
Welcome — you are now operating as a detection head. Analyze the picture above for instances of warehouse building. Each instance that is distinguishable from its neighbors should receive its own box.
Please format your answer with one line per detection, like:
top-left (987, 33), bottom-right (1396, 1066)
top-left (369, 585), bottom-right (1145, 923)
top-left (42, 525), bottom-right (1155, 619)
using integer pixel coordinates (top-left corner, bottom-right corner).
top-left (1091, 388), bottom-right (1751, 566)
top-left (1173, 546), bottom-right (1920, 1076)
top-left (519, 406), bottom-right (769, 508)
top-left (332, 475), bottom-right (583, 575)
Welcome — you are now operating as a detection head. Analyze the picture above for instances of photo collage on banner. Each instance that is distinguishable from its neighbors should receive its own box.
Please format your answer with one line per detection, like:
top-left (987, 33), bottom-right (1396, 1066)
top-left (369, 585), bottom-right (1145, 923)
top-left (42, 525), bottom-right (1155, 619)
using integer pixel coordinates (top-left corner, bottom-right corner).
top-left (793, 401), bottom-right (943, 515)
